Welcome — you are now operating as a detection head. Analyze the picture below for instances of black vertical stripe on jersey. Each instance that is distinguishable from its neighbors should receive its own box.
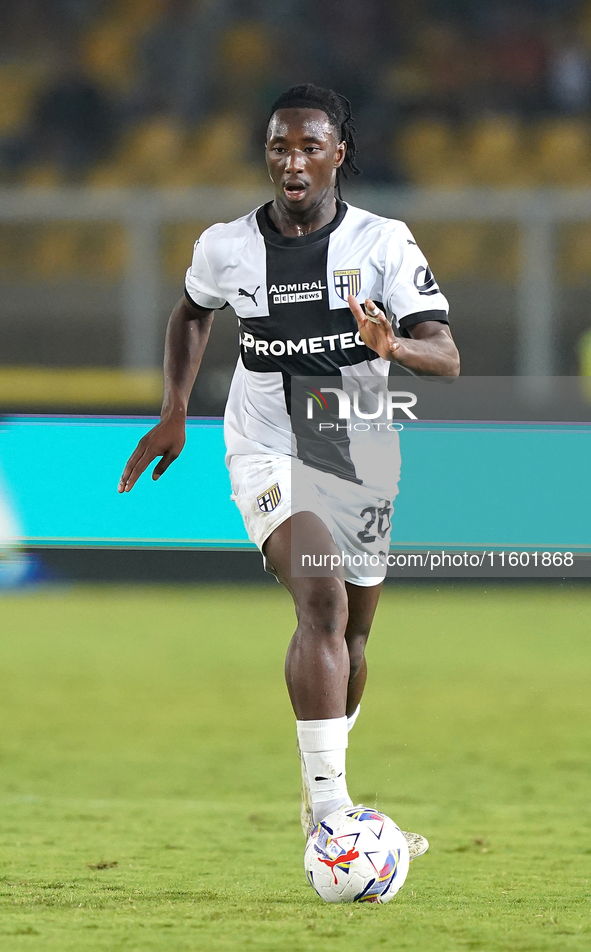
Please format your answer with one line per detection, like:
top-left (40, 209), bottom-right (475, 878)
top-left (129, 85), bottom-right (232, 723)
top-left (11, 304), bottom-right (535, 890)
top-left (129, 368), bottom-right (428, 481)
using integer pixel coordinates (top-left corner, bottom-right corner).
top-left (241, 203), bottom-right (379, 375)
top-left (251, 205), bottom-right (361, 481)
top-left (283, 372), bottom-right (360, 483)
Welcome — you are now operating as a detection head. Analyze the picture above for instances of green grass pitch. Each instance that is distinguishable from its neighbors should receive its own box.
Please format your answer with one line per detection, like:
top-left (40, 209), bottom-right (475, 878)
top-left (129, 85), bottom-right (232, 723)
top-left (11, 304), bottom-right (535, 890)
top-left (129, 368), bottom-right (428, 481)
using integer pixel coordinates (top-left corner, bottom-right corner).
top-left (0, 582), bottom-right (590, 951)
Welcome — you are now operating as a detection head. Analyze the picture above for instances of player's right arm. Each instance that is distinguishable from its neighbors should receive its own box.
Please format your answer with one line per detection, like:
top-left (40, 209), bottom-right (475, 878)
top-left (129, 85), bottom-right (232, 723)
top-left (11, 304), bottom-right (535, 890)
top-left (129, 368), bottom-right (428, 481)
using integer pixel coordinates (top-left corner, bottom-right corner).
top-left (117, 297), bottom-right (214, 492)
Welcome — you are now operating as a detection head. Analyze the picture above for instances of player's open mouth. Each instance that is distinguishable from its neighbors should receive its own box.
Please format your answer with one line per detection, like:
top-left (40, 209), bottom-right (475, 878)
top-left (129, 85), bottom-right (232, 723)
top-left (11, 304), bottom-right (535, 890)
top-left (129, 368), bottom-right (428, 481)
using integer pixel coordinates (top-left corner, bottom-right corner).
top-left (284, 183), bottom-right (307, 201)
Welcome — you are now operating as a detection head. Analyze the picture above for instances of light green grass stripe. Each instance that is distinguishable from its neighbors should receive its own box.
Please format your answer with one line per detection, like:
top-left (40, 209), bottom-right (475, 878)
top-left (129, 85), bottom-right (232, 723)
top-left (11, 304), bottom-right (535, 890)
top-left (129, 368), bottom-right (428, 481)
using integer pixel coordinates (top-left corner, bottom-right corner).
top-left (0, 585), bottom-right (590, 951)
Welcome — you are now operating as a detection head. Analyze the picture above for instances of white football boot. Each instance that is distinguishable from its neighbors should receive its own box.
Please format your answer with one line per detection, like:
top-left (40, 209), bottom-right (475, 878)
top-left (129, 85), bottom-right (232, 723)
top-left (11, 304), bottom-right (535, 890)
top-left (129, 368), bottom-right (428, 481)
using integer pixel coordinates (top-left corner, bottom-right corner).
top-left (401, 829), bottom-right (429, 860)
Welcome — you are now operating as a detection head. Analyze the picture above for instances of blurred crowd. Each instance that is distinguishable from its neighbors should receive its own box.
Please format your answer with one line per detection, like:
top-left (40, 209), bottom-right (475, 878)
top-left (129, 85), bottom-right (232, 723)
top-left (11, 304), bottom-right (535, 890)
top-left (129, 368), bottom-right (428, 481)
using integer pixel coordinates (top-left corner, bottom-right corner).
top-left (1, 0), bottom-right (591, 186)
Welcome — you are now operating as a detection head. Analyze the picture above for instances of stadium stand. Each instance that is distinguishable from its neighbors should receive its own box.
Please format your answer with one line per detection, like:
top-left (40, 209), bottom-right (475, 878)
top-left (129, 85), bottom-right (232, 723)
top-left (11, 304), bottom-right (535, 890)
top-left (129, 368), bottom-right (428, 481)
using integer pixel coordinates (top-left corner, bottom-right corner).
top-left (535, 117), bottom-right (591, 186)
top-left (2, 0), bottom-right (591, 194)
top-left (2, 0), bottom-right (591, 396)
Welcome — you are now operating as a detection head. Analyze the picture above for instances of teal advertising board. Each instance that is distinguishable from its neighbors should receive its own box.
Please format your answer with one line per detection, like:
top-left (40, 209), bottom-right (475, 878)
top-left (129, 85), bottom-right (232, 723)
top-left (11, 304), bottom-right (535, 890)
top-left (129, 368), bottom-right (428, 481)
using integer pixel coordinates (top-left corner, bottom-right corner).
top-left (0, 416), bottom-right (590, 550)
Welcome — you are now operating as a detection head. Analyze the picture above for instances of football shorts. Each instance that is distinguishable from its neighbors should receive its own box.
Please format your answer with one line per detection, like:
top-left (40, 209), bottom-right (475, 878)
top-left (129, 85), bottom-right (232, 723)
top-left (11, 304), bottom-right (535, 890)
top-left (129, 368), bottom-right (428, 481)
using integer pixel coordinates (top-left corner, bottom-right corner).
top-left (229, 453), bottom-right (395, 587)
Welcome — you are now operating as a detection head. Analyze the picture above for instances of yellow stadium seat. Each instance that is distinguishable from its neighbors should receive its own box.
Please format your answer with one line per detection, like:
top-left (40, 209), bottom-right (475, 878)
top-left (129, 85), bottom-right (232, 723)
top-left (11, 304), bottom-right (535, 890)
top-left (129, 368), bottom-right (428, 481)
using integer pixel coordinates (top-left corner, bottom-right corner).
top-left (396, 120), bottom-right (469, 187)
top-left (577, 323), bottom-right (591, 401)
top-left (114, 0), bottom-right (163, 30)
top-left (219, 23), bottom-right (271, 75)
top-left (480, 223), bottom-right (520, 282)
top-left (534, 119), bottom-right (591, 187)
top-left (0, 62), bottom-right (48, 136)
top-left (381, 61), bottom-right (431, 100)
top-left (466, 117), bottom-right (532, 188)
top-left (87, 112), bottom-right (268, 189)
top-left (162, 222), bottom-right (210, 281)
top-left (82, 0), bottom-right (161, 89)
top-left (575, 0), bottom-right (591, 51)
top-left (407, 221), bottom-right (519, 282)
top-left (558, 224), bottom-right (591, 282)
top-left (20, 164), bottom-right (63, 188)
top-left (112, 117), bottom-right (187, 185)
top-left (78, 224), bottom-right (128, 279)
top-left (419, 223), bottom-right (485, 280)
top-left (161, 160), bottom-right (210, 188)
top-left (83, 25), bottom-right (136, 90)
top-left (86, 159), bottom-right (135, 188)
top-left (0, 225), bottom-right (35, 280)
top-left (34, 225), bottom-right (81, 281)
top-left (25, 223), bottom-right (125, 282)
top-left (169, 134), bottom-right (225, 187)
top-left (580, 326), bottom-right (591, 374)
top-left (0, 227), bottom-right (15, 278)
top-left (186, 113), bottom-right (262, 185)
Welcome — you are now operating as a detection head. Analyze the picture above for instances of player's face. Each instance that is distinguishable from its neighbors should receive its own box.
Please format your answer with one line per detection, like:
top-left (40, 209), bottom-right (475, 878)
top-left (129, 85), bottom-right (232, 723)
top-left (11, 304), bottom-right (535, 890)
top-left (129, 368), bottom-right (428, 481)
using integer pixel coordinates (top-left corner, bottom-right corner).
top-left (266, 109), bottom-right (346, 213)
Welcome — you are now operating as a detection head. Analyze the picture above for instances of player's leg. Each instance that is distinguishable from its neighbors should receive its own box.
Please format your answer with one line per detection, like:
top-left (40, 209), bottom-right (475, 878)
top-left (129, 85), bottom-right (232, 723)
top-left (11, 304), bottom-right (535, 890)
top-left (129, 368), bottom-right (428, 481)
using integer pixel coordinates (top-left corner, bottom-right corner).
top-left (344, 583), bottom-right (430, 861)
top-left (264, 511), bottom-right (350, 720)
top-left (264, 512), bottom-right (354, 827)
top-left (344, 580), bottom-right (382, 718)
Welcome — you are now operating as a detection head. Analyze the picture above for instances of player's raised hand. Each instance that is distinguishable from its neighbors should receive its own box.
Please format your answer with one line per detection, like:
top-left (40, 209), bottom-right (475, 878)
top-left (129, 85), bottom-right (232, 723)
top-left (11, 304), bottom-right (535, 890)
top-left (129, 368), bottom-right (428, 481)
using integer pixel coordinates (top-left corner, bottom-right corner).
top-left (118, 418), bottom-right (186, 493)
top-left (348, 296), bottom-right (400, 362)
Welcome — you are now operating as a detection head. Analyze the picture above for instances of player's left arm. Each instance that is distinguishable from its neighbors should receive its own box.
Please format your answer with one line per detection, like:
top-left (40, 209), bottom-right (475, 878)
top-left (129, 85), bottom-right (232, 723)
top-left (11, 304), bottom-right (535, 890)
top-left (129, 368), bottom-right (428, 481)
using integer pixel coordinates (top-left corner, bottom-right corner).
top-left (348, 296), bottom-right (460, 376)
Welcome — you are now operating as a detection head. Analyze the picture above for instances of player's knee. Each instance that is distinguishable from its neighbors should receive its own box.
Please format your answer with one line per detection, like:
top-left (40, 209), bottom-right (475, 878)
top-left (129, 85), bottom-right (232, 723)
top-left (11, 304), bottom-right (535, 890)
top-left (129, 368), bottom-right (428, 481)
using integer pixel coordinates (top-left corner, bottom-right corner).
top-left (346, 631), bottom-right (370, 680)
top-left (296, 579), bottom-right (348, 638)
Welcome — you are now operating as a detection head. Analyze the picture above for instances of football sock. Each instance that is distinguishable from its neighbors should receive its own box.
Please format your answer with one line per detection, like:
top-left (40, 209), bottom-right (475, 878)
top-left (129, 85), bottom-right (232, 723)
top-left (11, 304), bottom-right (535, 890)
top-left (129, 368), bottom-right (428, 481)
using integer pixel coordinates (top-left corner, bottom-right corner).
top-left (297, 716), bottom-right (352, 825)
top-left (347, 704), bottom-right (360, 732)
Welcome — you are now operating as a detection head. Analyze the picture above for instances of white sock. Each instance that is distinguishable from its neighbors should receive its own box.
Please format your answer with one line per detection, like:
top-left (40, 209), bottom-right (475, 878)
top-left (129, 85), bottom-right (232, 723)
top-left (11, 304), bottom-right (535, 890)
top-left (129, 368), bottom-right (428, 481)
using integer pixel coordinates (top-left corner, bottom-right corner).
top-left (347, 705), bottom-right (360, 732)
top-left (297, 716), bottom-right (352, 824)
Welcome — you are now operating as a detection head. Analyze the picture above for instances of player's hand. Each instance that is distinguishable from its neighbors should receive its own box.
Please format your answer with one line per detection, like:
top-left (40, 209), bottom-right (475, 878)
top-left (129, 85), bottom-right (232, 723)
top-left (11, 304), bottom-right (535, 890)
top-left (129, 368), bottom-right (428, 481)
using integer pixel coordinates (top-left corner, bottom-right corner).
top-left (118, 417), bottom-right (186, 493)
top-left (348, 296), bottom-right (401, 362)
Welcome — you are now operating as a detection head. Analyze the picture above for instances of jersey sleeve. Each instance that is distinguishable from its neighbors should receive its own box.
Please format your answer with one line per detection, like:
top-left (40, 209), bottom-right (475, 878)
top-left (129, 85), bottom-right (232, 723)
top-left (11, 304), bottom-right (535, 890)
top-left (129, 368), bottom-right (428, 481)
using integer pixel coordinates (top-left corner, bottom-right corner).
top-left (383, 223), bottom-right (449, 335)
top-left (184, 230), bottom-right (227, 310)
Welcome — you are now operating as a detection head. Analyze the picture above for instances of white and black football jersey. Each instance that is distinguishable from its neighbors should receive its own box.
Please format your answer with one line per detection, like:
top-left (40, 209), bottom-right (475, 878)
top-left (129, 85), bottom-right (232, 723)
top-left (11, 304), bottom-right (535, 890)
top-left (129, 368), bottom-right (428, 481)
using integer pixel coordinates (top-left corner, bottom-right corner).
top-left (185, 200), bottom-right (449, 488)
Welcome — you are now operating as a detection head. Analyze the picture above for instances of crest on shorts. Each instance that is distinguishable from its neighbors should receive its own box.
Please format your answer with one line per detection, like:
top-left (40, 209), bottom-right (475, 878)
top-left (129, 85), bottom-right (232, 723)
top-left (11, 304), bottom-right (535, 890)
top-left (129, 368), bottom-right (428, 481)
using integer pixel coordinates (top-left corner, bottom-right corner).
top-left (334, 269), bottom-right (361, 301)
top-left (257, 483), bottom-right (281, 513)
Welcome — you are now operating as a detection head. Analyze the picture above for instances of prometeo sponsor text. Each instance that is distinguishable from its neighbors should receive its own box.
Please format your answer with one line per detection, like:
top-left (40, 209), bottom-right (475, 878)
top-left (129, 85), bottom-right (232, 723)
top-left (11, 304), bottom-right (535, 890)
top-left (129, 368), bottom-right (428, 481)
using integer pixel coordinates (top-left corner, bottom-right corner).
top-left (241, 331), bottom-right (365, 356)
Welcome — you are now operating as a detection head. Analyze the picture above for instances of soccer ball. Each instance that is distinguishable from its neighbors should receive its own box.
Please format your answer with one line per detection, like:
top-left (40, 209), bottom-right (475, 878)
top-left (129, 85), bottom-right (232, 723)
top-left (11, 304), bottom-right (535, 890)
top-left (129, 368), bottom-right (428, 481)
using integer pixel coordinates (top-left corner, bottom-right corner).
top-left (304, 806), bottom-right (410, 903)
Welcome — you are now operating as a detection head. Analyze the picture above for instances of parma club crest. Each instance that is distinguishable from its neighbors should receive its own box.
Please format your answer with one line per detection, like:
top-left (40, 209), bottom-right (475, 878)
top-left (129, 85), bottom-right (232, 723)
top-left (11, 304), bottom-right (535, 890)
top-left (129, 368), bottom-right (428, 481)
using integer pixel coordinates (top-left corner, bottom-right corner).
top-left (257, 483), bottom-right (281, 513)
top-left (334, 269), bottom-right (361, 301)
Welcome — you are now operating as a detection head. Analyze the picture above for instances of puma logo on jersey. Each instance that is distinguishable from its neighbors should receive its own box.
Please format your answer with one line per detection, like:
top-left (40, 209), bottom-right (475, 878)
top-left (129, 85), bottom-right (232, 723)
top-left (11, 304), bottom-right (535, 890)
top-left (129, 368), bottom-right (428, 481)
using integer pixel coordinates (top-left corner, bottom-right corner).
top-left (413, 265), bottom-right (439, 296)
top-left (238, 286), bottom-right (260, 306)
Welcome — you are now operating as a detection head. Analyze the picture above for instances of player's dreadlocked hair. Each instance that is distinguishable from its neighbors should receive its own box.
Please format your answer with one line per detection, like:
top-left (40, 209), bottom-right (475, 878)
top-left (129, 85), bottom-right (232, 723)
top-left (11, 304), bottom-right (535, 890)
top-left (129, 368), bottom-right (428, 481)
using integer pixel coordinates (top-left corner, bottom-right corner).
top-left (267, 84), bottom-right (361, 198)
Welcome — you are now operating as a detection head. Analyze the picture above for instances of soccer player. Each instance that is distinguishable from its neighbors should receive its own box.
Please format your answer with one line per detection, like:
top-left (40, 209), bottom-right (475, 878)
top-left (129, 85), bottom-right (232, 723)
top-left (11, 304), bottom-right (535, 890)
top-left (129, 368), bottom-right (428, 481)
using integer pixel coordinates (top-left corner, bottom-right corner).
top-left (118, 85), bottom-right (459, 859)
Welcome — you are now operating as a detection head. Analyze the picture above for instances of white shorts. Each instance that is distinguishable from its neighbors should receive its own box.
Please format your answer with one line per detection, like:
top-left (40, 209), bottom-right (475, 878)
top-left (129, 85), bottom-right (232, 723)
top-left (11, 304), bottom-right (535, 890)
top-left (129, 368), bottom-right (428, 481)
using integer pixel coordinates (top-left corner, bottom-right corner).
top-left (229, 454), bottom-right (396, 587)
